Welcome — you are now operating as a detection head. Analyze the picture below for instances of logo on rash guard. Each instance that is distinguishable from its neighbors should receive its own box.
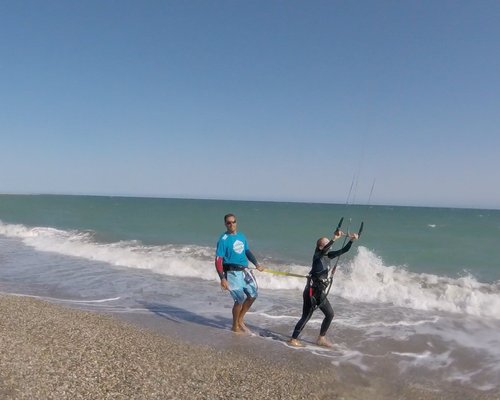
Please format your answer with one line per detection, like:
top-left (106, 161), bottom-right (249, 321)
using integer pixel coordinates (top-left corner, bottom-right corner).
top-left (233, 240), bottom-right (244, 254)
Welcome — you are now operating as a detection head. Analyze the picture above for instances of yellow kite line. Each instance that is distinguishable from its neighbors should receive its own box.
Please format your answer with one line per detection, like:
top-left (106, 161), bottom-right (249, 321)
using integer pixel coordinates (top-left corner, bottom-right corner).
top-left (262, 268), bottom-right (308, 278)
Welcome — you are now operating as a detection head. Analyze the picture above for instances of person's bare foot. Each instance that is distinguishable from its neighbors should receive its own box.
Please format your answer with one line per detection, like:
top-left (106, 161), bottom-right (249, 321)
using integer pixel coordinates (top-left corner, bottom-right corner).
top-left (238, 321), bottom-right (254, 335)
top-left (316, 335), bottom-right (333, 348)
top-left (287, 338), bottom-right (304, 347)
top-left (231, 326), bottom-right (244, 334)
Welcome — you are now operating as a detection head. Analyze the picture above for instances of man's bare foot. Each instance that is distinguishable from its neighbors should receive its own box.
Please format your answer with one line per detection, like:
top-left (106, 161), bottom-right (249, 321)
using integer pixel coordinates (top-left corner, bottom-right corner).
top-left (316, 336), bottom-right (333, 348)
top-left (238, 322), bottom-right (253, 335)
top-left (231, 326), bottom-right (244, 334)
top-left (287, 338), bottom-right (304, 347)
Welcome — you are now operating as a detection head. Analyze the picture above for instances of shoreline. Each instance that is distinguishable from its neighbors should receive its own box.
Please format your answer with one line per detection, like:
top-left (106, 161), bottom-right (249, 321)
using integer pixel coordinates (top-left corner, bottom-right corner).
top-left (1, 293), bottom-right (498, 399)
top-left (0, 293), bottom-right (338, 399)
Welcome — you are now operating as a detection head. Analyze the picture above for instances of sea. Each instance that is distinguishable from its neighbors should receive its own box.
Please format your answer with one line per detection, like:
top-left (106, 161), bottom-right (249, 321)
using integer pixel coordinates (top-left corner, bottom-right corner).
top-left (1, 194), bottom-right (499, 394)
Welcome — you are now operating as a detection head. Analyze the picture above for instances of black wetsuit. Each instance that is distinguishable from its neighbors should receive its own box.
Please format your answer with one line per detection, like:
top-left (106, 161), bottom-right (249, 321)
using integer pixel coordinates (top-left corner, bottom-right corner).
top-left (291, 239), bottom-right (353, 339)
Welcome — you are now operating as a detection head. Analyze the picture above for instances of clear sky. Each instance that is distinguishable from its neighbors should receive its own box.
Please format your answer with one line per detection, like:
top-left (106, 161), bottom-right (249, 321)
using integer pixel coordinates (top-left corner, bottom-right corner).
top-left (1, 1), bottom-right (499, 209)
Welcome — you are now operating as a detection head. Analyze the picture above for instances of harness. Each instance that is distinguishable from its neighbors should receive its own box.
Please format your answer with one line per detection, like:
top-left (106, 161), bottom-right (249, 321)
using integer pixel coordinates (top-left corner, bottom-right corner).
top-left (223, 264), bottom-right (246, 272)
top-left (308, 273), bottom-right (330, 309)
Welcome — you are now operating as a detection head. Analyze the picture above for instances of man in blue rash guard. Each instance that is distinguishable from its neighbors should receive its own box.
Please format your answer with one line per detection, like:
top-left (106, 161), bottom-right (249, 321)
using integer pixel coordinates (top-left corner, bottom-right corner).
top-left (288, 228), bottom-right (359, 348)
top-left (215, 213), bottom-right (265, 333)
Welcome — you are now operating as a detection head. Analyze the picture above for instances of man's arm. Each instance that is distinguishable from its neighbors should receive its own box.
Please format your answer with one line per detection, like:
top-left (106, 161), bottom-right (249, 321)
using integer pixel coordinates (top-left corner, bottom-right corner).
top-left (327, 233), bottom-right (358, 259)
top-left (327, 240), bottom-right (353, 259)
top-left (215, 256), bottom-right (225, 280)
top-left (215, 256), bottom-right (229, 290)
top-left (245, 249), bottom-right (264, 271)
top-left (318, 240), bottom-right (334, 256)
top-left (318, 229), bottom-right (343, 256)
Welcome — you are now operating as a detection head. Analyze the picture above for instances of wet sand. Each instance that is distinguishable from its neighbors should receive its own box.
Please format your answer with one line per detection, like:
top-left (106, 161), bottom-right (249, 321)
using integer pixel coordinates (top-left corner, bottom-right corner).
top-left (0, 293), bottom-right (497, 399)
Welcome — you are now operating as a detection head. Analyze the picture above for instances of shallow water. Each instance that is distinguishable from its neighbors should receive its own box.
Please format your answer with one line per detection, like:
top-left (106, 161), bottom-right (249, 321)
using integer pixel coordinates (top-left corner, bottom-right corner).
top-left (1, 234), bottom-right (499, 394)
top-left (1, 195), bottom-right (500, 394)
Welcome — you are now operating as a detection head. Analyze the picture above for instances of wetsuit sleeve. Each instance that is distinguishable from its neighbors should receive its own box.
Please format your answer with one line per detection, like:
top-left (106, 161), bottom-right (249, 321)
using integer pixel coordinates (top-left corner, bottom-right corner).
top-left (318, 240), bottom-right (335, 257)
top-left (215, 256), bottom-right (225, 280)
top-left (245, 249), bottom-right (259, 267)
top-left (327, 240), bottom-right (353, 259)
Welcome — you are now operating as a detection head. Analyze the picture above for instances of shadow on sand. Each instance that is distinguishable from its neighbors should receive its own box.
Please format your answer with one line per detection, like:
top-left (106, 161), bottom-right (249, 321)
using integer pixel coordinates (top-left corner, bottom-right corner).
top-left (138, 301), bottom-right (236, 331)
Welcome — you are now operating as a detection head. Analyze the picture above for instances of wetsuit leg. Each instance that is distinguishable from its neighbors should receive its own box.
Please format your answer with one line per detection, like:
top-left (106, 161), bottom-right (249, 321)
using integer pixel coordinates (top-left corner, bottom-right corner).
top-left (292, 286), bottom-right (314, 339)
top-left (318, 297), bottom-right (334, 336)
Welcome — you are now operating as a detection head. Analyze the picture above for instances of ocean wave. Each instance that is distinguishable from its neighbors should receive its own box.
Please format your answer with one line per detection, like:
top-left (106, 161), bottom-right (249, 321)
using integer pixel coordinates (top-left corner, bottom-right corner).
top-left (0, 220), bottom-right (305, 291)
top-left (334, 247), bottom-right (500, 319)
top-left (1, 220), bottom-right (499, 319)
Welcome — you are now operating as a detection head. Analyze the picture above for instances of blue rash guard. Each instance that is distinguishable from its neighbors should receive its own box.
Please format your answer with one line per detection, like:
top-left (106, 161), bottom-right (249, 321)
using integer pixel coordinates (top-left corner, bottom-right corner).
top-left (215, 231), bottom-right (259, 304)
top-left (215, 231), bottom-right (250, 267)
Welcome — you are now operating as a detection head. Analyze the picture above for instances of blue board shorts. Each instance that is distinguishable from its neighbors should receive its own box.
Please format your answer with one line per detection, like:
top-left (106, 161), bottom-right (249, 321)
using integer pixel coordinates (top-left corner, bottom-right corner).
top-left (226, 269), bottom-right (258, 304)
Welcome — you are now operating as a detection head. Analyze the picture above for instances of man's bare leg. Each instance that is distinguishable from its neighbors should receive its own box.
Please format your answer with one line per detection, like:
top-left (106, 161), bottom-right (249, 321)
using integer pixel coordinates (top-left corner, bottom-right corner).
top-left (231, 303), bottom-right (243, 333)
top-left (237, 297), bottom-right (255, 333)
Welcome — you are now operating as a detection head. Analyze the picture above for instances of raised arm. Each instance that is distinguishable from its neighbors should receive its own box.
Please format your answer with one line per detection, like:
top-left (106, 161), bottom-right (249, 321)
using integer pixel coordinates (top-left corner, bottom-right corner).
top-left (318, 229), bottom-right (343, 256)
top-left (327, 232), bottom-right (358, 259)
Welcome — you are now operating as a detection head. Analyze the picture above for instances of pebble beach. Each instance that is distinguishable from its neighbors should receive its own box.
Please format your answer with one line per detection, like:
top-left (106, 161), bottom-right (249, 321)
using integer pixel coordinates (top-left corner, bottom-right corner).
top-left (0, 294), bottom-right (337, 400)
top-left (2, 293), bottom-right (498, 400)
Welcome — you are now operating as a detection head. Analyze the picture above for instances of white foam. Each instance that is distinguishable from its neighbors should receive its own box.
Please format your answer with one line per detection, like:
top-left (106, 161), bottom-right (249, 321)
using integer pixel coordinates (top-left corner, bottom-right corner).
top-left (3, 291), bottom-right (120, 303)
top-left (2, 221), bottom-right (500, 319)
top-left (395, 350), bottom-right (453, 372)
top-left (334, 247), bottom-right (500, 319)
top-left (0, 221), bottom-right (306, 290)
top-left (335, 316), bottom-right (441, 329)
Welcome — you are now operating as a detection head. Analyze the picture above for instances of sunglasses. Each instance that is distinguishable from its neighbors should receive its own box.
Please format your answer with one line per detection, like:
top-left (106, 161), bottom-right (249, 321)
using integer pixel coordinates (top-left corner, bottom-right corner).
top-left (225, 220), bottom-right (237, 225)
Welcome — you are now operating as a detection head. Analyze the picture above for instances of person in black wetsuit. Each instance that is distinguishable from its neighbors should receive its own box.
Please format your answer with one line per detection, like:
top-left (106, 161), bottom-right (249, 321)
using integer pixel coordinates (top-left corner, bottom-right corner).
top-left (288, 228), bottom-right (359, 348)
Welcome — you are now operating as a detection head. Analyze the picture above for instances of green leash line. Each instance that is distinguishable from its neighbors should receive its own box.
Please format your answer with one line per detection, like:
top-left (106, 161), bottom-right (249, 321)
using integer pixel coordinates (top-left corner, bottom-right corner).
top-left (248, 266), bottom-right (308, 278)
top-left (261, 268), bottom-right (308, 279)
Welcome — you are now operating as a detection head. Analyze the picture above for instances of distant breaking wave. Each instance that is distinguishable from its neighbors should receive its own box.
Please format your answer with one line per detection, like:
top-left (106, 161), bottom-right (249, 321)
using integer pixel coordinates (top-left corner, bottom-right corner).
top-left (1, 220), bottom-right (499, 320)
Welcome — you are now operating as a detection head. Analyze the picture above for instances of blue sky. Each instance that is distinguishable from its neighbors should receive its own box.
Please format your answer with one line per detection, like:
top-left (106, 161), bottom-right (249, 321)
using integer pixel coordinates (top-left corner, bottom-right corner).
top-left (1, 1), bottom-right (499, 209)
